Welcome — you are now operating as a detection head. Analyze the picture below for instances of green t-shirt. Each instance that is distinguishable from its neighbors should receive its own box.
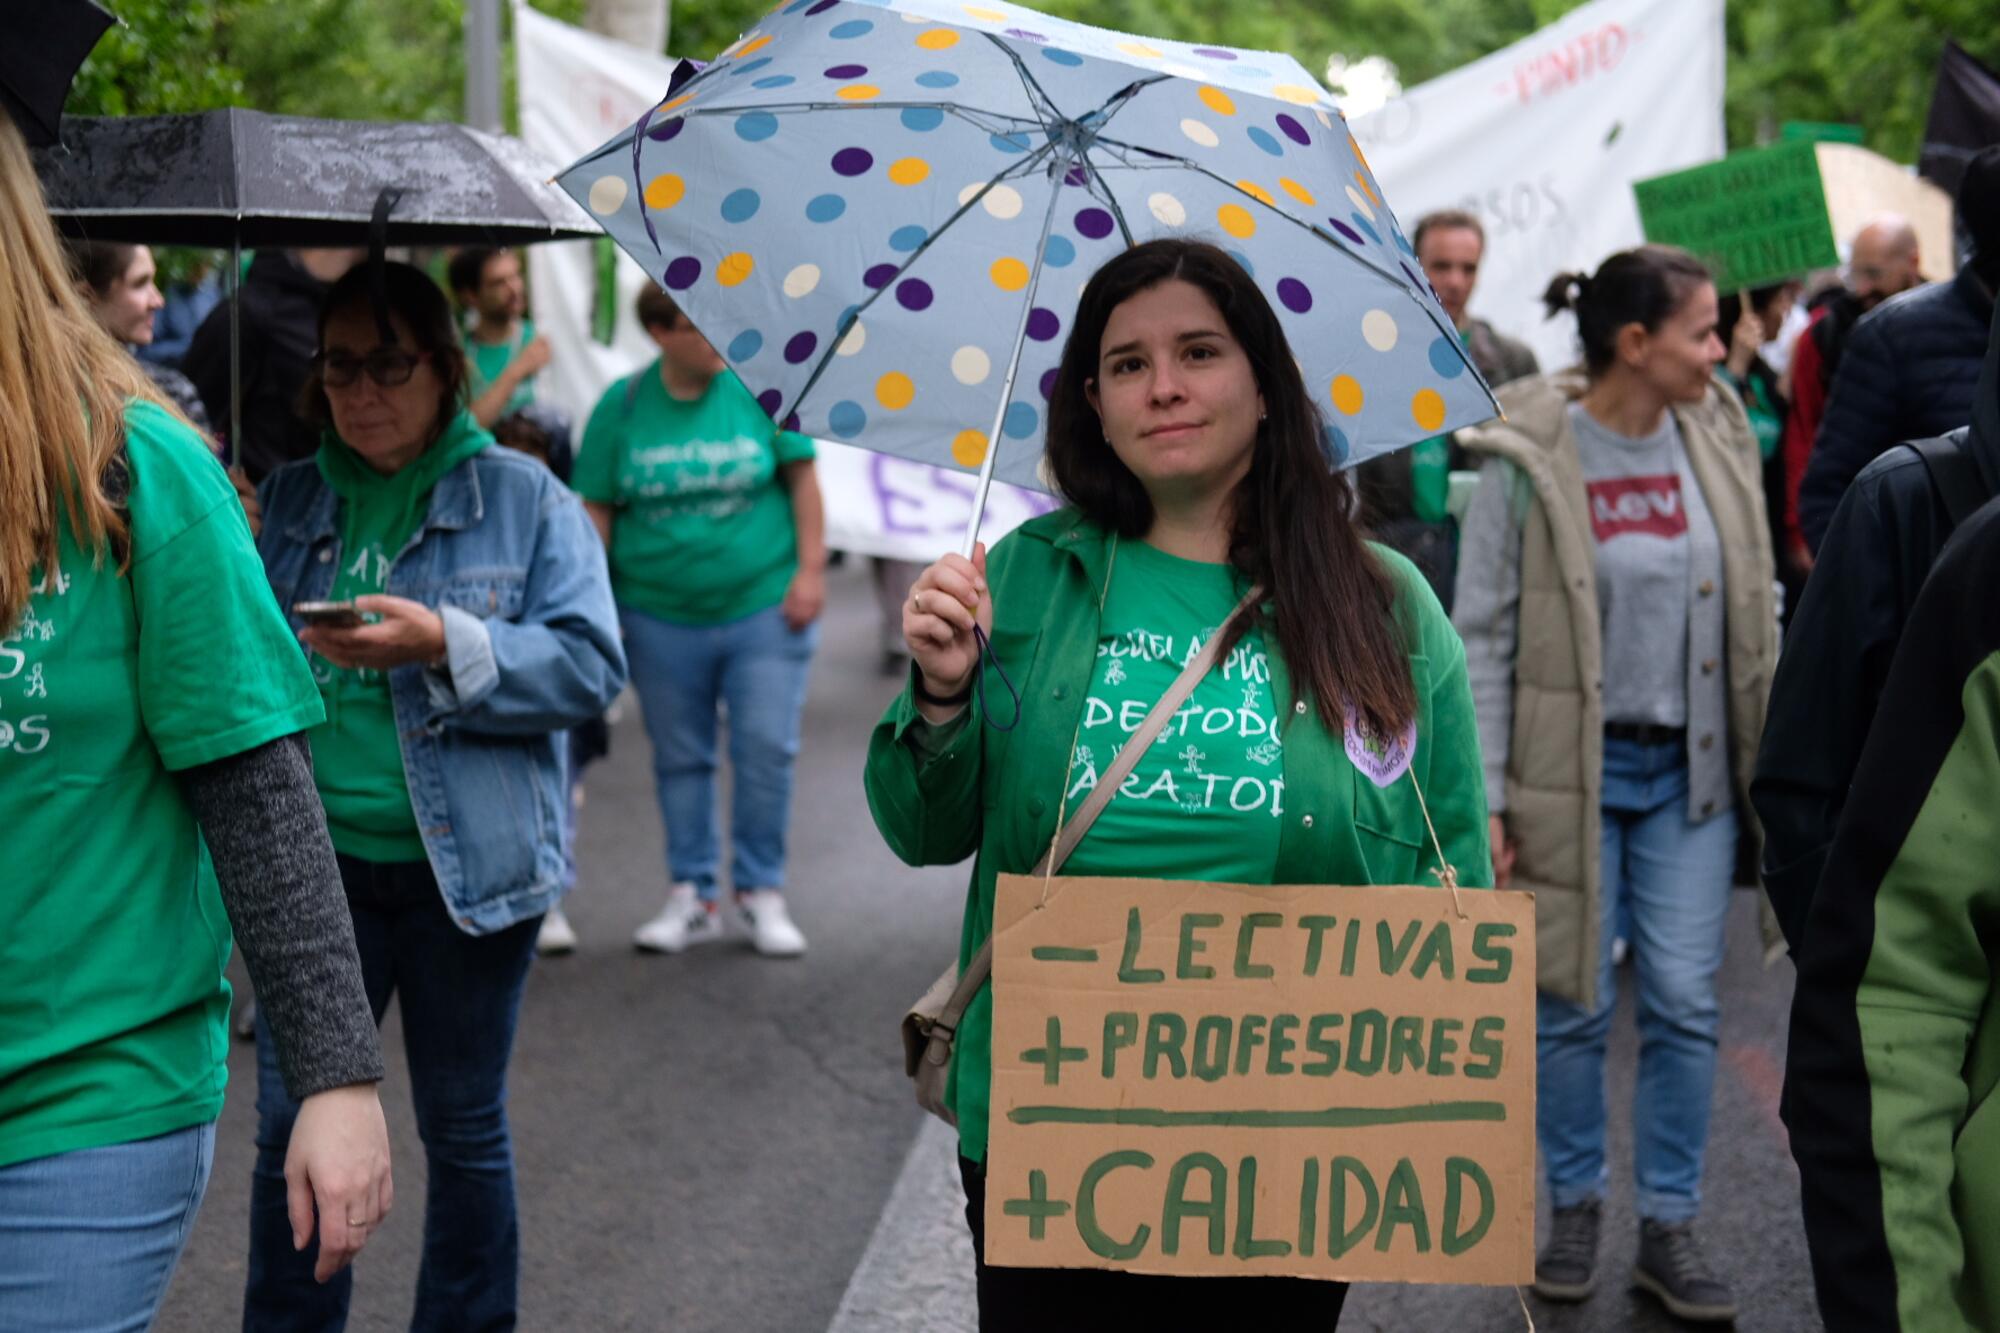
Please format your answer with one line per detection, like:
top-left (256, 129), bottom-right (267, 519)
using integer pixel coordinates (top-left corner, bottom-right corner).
top-left (307, 411), bottom-right (493, 863)
top-left (572, 365), bottom-right (815, 626)
top-left (1062, 541), bottom-right (1284, 883)
top-left (466, 317), bottom-right (537, 419)
top-left (0, 401), bottom-right (324, 1169)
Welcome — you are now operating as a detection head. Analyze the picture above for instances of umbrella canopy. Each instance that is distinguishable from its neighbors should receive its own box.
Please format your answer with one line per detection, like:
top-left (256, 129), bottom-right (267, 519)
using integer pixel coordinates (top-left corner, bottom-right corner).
top-left (35, 109), bottom-right (598, 247)
top-left (3, 0), bottom-right (113, 148)
top-left (556, 0), bottom-right (1497, 503)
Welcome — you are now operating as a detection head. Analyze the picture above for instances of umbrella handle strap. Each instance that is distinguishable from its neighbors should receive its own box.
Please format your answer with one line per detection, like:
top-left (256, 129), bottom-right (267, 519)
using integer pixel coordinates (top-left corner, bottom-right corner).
top-left (971, 624), bottom-right (1020, 733)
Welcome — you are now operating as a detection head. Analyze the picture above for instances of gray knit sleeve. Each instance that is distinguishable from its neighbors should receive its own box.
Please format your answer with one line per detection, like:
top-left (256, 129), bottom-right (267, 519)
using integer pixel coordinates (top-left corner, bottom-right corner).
top-left (1451, 456), bottom-right (1525, 815)
top-left (175, 733), bottom-right (385, 1098)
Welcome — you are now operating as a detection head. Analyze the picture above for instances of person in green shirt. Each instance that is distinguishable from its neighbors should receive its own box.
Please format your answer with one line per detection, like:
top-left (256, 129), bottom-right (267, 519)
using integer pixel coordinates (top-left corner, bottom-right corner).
top-left (0, 106), bottom-right (390, 1330)
top-left (574, 284), bottom-right (827, 959)
top-left (450, 246), bottom-right (551, 429)
top-left (865, 239), bottom-right (1491, 1329)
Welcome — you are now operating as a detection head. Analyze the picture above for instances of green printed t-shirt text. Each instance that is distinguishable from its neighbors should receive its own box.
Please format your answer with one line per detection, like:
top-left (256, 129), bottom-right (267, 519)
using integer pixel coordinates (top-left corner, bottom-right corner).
top-left (573, 365), bottom-right (815, 625)
top-left (0, 401), bottom-right (325, 1169)
top-left (308, 411), bottom-right (491, 862)
top-left (1062, 540), bottom-right (1284, 883)
top-left (466, 317), bottom-right (537, 418)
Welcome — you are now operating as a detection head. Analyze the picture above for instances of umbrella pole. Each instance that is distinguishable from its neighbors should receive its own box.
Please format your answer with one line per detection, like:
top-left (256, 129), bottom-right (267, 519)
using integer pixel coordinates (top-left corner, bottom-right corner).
top-left (227, 237), bottom-right (242, 471)
top-left (959, 152), bottom-right (1072, 560)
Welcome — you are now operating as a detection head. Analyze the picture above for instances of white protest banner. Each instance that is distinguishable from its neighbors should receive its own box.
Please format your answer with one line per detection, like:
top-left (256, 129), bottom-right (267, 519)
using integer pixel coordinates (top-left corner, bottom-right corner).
top-left (1352, 0), bottom-right (1725, 372)
top-left (513, 3), bottom-right (1050, 562)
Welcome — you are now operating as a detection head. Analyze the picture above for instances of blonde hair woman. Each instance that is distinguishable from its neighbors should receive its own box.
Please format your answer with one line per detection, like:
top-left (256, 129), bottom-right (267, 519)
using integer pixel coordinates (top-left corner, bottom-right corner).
top-left (0, 107), bottom-right (391, 1329)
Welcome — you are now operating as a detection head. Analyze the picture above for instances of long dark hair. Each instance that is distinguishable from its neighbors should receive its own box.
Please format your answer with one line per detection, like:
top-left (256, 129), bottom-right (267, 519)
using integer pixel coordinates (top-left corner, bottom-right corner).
top-left (1542, 245), bottom-right (1712, 377)
top-left (300, 261), bottom-right (470, 438)
top-left (1044, 239), bottom-right (1416, 741)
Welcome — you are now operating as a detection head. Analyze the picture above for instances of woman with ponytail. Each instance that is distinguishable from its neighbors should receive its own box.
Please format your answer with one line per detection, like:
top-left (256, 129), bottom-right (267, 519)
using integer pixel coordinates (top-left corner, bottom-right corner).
top-left (0, 104), bottom-right (391, 1328)
top-left (864, 238), bottom-right (1490, 1328)
top-left (1453, 246), bottom-right (1776, 1323)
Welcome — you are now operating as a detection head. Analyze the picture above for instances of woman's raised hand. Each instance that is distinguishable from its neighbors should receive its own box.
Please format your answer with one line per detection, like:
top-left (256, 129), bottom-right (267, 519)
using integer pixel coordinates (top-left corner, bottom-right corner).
top-left (903, 543), bottom-right (990, 710)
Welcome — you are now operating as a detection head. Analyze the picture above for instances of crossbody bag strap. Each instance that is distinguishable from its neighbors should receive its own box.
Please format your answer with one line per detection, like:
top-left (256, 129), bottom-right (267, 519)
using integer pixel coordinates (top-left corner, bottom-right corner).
top-left (1908, 434), bottom-right (1988, 532)
top-left (941, 585), bottom-right (1263, 1014)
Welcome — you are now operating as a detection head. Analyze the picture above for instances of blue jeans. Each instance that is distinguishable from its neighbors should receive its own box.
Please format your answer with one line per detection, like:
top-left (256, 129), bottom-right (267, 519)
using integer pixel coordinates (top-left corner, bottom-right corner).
top-left (1537, 736), bottom-right (1739, 1223)
top-left (621, 603), bottom-right (818, 899)
top-left (0, 1123), bottom-right (215, 1332)
top-left (245, 856), bottom-right (540, 1332)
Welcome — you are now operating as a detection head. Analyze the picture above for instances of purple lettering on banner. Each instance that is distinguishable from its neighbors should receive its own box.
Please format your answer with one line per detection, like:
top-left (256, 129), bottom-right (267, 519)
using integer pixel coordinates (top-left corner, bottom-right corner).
top-left (869, 451), bottom-right (930, 535)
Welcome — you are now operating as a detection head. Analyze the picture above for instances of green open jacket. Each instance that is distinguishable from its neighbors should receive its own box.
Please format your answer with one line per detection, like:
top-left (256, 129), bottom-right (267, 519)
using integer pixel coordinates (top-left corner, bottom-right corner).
top-left (863, 509), bottom-right (1493, 1162)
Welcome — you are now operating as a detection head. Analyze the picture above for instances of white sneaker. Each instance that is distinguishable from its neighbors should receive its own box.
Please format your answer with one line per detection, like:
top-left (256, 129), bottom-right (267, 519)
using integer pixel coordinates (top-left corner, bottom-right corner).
top-left (737, 889), bottom-right (807, 958)
top-left (536, 904), bottom-right (578, 956)
top-left (634, 884), bottom-right (724, 954)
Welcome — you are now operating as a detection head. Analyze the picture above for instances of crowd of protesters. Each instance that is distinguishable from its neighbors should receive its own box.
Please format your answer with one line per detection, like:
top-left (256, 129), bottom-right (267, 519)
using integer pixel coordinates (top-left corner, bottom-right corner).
top-left (7, 34), bottom-right (2000, 1323)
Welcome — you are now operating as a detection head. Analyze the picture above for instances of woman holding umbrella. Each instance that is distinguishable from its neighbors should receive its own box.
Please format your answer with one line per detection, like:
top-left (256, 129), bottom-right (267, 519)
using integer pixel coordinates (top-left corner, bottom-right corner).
top-left (865, 238), bottom-right (1491, 1326)
top-left (245, 260), bottom-right (626, 1329)
top-left (0, 104), bottom-right (391, 1328)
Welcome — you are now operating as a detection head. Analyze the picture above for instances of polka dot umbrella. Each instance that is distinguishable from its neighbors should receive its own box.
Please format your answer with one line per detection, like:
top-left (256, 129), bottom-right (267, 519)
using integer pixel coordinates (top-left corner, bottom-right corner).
top-left (557, 0), bottom-right (1499, 553)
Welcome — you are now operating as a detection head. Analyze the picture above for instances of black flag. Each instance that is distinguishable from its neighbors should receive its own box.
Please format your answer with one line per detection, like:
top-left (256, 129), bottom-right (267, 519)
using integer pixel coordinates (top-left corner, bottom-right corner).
top-left (1920, 41), bottom-right (2000, 201)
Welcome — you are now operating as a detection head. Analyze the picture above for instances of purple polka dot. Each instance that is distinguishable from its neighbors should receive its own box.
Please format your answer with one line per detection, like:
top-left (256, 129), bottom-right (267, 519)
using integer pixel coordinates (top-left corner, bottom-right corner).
top-left (757, 388), bottom-right (783, 417)
top-left (896, 279), bottom-right (934, 311)
top-left (806, 0), bottom-right (839, 12)
top-left (784, 332), bottom-right (819, 364)
top-left (1194, 47), bottom-right (1238, 59)
top-left (863, 263), bottom-right (899, 289)
top-left (1276, 278), bottom-right (1312, 313)
top-left (831, 147), bottom-right (874, 176)
top-left (663, 256), bottom-right (702, 289)
top-left (1401, 261), bottom-right (1427, 290)
top-left (1064, 164), bottom-right (1088, 187)
top-left (647, 117), bottom-right (685, 142)
top-left (1026, 307), bottom-right (1061, 341)
top-left (784, 412), bottom-right (803, 431)
top-left (1004, 27), bottom-right (1048, 43)
top-left (1074, 208), bottom-right (1114, 240)
top-left (1329, 218), bottom-right (1364, 246)
top-left (1039, 367), bottom-right (1059, 400)
top-left (825, 64), bottom-right (869, 80)
top-left (1276, 114), bottom-right (1311, 146)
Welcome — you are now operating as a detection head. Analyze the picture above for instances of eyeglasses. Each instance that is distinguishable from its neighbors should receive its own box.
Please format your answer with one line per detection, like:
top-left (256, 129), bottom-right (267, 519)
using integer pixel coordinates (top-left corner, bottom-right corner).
top-left (313, 348), bottom-right (430, 389)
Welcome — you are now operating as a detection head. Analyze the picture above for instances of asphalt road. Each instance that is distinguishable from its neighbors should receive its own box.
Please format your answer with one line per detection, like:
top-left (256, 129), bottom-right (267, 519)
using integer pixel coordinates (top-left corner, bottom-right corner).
top-left (157, 559), bottom-right (1824, 1331)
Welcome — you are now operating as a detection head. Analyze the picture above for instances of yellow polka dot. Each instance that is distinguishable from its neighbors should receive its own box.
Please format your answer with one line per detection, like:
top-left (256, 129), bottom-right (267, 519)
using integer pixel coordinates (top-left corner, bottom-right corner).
top-left (963, 4), bottom-right (1007, 19)
top-left (916, 28), bottom-right (959, 49)
top-left (643, 174), bottom-right (685, 210)
top-left (1355, 170), bottom-right (1381, 207)
top-left (877, 372), bottom-right (915, 411)
top-left (717, 252), bottom-right (755, 287)
top-left (1237, 180), bottom-right (1276, 208)
top-left (1350, 136), bottom-right (1375, 175)
top-left (888, 157), bottom-right (931, 186)
top-left (1217, 204), bottom-right (1256, 239)
top-left (737, 33), bottom-right (774, 57)
top-left (1118, 41), bottom-right (1163, 59)
top-left (1331, 375), bottom-right (1364, 416)
top-left (1198, 86), bottom-right (1236, 116)
top-left (991, 257), bottom-right (1030, 291)
top-left (1279, 177), bottom-right (1317, 206)
top-left (952, 429), bottom-right (989, 467)
top-left (836, 84), bottom-right (882, 101)
top-left (1412, 389), bottom-right (1447, 433)
top-left (661, 91), bottom-right (698, 112)
top-left (1272, 84), bottom-right (1319, 105)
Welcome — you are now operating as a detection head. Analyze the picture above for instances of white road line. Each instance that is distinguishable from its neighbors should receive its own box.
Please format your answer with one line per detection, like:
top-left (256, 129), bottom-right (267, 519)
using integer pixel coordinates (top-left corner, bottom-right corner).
top-left (826, 1116), bottom-right (978, 1333)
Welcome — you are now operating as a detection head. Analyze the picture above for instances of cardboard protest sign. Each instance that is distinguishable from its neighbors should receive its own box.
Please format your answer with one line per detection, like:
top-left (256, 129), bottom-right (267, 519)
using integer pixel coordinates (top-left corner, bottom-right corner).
top-left (1633, 140), bottom-right (1838, 291)
top-left (985, 874), bottom-right (1536, 1286)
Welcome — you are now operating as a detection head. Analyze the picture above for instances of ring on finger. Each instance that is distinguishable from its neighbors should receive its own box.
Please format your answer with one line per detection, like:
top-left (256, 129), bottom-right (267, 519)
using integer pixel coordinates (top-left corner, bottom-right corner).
top-left (913, 591), bottom-right (925, 613)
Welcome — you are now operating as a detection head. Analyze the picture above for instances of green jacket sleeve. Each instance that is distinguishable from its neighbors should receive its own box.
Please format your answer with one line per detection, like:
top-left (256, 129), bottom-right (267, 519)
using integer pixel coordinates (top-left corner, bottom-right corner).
top-left (863, 684), bottom-right (984, 868)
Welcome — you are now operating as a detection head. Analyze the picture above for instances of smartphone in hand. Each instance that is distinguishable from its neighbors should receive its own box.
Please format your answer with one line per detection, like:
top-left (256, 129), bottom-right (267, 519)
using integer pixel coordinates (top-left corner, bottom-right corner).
top-left (294, 600), bottom-right (364, 629)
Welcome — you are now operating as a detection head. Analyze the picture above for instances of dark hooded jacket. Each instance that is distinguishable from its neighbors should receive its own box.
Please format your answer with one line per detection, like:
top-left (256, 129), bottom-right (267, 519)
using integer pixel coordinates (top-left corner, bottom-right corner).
top-left (183, 251), bottom-right (333, 483)
top-left (1752, 300), bottom-right (2000, 951)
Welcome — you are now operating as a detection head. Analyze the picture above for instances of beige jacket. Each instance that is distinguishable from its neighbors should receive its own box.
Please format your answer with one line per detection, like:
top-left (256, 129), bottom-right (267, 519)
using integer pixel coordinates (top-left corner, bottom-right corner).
top-left (1456, 371), bottom-right (1780, 1009)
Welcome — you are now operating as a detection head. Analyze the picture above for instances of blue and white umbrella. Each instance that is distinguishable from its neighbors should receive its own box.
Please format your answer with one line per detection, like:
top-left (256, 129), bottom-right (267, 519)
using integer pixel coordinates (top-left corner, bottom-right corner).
top-left (558, 0), bottom-right (1497, 548)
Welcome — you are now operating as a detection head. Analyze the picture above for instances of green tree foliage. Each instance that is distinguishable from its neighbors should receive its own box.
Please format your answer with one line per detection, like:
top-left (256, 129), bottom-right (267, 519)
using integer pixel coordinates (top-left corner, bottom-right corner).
top-left (59, 0), bottom-right (2000, 168)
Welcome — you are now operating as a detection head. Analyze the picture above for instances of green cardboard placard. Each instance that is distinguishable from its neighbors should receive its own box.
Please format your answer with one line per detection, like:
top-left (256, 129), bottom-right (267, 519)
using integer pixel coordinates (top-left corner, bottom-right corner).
top-left (1633, 141), bottom-right (1839, 292)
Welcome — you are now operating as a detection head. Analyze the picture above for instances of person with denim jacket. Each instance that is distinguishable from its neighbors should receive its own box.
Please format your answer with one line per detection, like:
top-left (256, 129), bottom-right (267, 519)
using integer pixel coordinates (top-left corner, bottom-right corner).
top-left (247, 262), bottom-right (626, 1330)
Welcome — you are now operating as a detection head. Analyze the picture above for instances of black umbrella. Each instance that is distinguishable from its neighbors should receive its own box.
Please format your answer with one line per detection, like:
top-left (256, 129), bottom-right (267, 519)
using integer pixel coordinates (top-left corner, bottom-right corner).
top-left (32, 109), bottom-right (602, 463)
top-left (3, 0), bottom-right (114, 148)
top-left (34, 109), bottom-right (598, 246)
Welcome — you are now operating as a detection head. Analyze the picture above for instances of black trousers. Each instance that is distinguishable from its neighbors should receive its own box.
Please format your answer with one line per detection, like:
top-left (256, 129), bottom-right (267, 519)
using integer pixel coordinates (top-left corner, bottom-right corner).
top-left (959, 1157), bottom-right (1349, 1331)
